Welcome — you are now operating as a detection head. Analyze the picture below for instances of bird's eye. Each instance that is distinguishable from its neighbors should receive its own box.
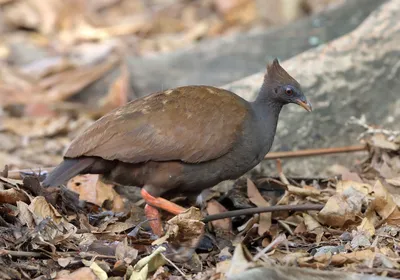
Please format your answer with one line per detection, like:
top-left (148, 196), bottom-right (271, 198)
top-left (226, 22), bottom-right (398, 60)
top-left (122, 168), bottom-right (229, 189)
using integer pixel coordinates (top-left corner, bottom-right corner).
top-left (285, 88), bottom-right (293, 95)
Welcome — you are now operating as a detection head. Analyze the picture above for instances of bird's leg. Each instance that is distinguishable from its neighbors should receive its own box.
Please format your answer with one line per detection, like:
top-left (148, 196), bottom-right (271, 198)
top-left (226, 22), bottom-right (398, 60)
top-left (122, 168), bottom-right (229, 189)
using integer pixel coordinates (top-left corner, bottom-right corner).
top-left (141, 189), bottom-right (186, 215)
top-left (144, 204), bottom-right (164, 236)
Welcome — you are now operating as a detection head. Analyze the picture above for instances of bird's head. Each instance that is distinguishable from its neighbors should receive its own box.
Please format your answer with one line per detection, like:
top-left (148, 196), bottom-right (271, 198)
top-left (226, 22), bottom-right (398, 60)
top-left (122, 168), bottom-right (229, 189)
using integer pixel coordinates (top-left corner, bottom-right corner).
top-left (263, 59), bottom-right (312, 112)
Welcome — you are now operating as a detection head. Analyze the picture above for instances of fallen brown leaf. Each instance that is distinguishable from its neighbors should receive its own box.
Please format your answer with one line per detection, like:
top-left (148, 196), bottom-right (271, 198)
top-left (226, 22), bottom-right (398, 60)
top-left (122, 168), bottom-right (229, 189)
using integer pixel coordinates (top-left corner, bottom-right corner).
top-left (247, 178), bottom-right (271, 235)
top-left (206, 199), bottom-right (232, 232)
top-left (0, 188), bottom-right (29, 204)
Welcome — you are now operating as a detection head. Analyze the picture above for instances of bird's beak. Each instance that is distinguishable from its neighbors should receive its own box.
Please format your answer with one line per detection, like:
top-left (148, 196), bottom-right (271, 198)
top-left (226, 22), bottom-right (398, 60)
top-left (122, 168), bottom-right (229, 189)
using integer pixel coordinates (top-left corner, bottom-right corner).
top-left (295, 98), bottom-right (312, 112)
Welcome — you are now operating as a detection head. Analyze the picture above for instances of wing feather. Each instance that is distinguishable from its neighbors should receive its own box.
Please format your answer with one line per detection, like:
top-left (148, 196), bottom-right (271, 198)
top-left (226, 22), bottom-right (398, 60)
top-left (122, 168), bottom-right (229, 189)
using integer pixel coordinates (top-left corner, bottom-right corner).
top-left (65, 86), bottom-right (249, 163)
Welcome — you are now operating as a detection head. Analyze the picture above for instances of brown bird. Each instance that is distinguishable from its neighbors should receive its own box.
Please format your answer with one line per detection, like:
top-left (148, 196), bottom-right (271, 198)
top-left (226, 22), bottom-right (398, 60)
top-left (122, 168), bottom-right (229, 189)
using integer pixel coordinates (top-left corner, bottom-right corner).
top-left (42, 59), bottom-right (312, 235)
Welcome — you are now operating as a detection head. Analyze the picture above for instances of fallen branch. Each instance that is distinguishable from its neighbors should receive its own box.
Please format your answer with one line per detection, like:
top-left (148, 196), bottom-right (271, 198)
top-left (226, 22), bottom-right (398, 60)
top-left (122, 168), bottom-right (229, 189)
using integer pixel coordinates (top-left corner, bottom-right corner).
top-left (202, 204), bottom-right (324, 223)
top-left (264, 144), bottom-right (367, 160)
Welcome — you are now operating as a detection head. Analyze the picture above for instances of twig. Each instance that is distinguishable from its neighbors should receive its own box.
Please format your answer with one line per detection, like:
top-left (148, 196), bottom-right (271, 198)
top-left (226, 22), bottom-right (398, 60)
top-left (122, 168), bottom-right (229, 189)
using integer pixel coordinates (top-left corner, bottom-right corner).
top-left (264, 144), bottom-right (367, 160)
top-left (202, 204), bottom-right (324, 222)
top-left (253, 233), bottom-right (287, 261)
top-left (161, 254), bottom-right (188, 279)
top-left (276, 159), bottom-right (290, 185)
top-left (277, 220), bottom-right (294, 235)
top-left (0, 249), bottom-right (44, 258)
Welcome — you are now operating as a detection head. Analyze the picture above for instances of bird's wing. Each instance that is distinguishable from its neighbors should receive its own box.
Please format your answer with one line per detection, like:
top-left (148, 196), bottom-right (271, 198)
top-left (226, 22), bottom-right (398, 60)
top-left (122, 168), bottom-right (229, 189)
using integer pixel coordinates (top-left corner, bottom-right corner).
top-left (65, 86), bottom-right (249, 163)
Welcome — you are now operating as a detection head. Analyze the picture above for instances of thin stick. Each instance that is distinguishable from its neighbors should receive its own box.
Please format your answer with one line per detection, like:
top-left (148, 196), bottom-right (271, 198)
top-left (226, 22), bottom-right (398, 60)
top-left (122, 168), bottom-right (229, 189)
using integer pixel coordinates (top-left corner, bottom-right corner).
top-left (276, 159), bottom-right (290, 185)
top-left (161, 254), bottom-right (188, 279)
top-left (264, 144), bottom-right (367, 160)
top-left (202, 204), bottom-right (324, 223)
top-left (0, 249), bottom-right (44, 258)
top-left (253, 233), bottom-right (287, 261)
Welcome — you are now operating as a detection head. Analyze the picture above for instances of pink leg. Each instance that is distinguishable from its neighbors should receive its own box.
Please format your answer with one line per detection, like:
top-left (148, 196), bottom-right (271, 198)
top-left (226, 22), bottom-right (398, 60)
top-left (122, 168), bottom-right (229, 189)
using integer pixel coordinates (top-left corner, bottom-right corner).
top-left (144, 204), bottom-right (164, 236)
top-left (141, 189), bottom-right (186, 215)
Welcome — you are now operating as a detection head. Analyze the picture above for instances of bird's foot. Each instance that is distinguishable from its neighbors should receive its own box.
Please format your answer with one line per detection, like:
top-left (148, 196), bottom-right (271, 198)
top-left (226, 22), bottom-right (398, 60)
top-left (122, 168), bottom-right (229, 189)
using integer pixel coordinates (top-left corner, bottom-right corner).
top-left (141, 189), bottom-right (186, 215)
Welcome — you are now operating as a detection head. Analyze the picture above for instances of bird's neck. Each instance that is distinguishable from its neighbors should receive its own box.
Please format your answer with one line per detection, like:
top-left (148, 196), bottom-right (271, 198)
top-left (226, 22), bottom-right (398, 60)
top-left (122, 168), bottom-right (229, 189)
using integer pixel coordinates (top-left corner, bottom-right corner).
top-left (252, 84), bottom-right (283, 121)
top-left (250, 86), bottom-right (283, 154)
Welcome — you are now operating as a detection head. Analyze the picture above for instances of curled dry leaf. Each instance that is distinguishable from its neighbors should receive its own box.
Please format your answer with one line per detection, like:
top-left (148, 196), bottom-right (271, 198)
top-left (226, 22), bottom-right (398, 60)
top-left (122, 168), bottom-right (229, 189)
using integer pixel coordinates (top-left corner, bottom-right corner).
top-left (336, 180), bottom-right (372, 195)
top-left (152, 207), bottom-right (205, 253)
top-left (28, 196), bottom-right (62, 225)
top-left (372, 180), bottom-right (400, 224)
top-left (131, 246), bottom-right (166, 280)
top-left (302, 213), bottom-right (322, 232)
top-left (89, 262), bottom-right (108, 280)
top-left (17, 201), bottom-right (35, 228)
top-left (318, 186), bottom-right (366, 227)
top-left (247, 178), bottom-right (271, 235)
top-left (98, 63), bottom-right (130, 112)
top-left (287, 185), bottom-right (321, 197)
top-left (225, 243), bottom-right (254, 278)
top-left (357, 217), bottom-right (376, 236)
top-left (0, 188), bottom-right (29, 204)
top-left (67, 174), bottom-right (124, 212)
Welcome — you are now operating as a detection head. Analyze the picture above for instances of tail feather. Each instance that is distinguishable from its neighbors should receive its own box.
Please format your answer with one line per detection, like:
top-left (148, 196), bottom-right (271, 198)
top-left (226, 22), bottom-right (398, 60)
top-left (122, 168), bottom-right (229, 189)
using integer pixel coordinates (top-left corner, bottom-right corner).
top-left (42, 157), bottom-right (96, 187)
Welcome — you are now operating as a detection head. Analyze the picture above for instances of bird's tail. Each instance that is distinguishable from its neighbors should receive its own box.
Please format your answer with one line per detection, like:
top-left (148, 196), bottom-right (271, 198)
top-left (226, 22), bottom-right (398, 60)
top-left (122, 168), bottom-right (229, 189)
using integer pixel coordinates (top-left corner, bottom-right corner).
top-left (42, 157), bottom-right (96, 187)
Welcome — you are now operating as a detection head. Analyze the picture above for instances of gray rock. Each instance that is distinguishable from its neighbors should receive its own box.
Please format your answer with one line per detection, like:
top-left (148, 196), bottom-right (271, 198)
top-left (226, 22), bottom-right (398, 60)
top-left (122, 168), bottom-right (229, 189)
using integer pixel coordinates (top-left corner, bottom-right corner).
top-left (76, 0), bottom-right (383, 103)
top-left (225, 0), bottom-right (399, 177)
top-left (125, 0), bottom-right (382, 96)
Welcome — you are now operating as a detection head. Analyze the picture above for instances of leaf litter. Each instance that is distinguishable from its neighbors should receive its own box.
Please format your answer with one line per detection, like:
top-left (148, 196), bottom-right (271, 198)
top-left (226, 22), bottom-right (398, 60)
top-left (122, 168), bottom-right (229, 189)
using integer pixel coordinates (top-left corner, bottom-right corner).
top-left (1, 126), bottom-right (399, 279)
top-left (0, 0), bottom-right (394, 279)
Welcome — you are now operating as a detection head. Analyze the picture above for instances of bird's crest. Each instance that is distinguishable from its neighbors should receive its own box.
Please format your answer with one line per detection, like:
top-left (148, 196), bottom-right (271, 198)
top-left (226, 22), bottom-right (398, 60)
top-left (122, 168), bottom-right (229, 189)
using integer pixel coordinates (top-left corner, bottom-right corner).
top-left (265, 59), bottom-right (300, 88)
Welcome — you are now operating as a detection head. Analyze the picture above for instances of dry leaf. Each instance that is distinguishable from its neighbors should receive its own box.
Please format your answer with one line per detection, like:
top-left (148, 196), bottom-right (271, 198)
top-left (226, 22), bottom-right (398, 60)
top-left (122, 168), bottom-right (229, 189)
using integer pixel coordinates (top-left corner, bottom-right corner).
top-left (40, 57), bottom-right (118, 102)
top-left (131, 246), bottom-right (166, 280)
top-left (329, 249), bottom-right (375, 265)
top-left (98, 63), bottom-right (130, 112)
top-left (386, 177), bottom-right (400, 187)
top-left (17, 201), bottom-right (35, 228)
top-left (2, 116), bottom-right (70, 138)
top-left (0, 188), bottom-right (29, 204)
top-left (57, 257), bottom-right (74, 268)
top-left (318, 186), bottom-right (365, 227)
top-left (287, 185), bottom-right (321, 197)
top-left (206, 199), bottom-right (232, 232)
top-left (357, 217), bottom-right (375, 236)
top-left (67, 174), bottom-right (124, 212)
top-left (303, 213), bottom-right (322, 231)
top-left (370, 134), bottom-right (400, 150)
top-left (89, 262), bottom-right (108, 280)
top-left (152, 207), bottom-right (205, 256)
top-left (56, 267), bottom-right (97, 280)
top-left (247, 178), bottom-right (271, 235)
top-left (115, 239), bottom-right (138, 264)
top-left (372, 180), bottom-right (397, 221)
top-left (226, 243), bottom-right (253, 278)
top-left (336, 180), bottom-right (372, 195)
